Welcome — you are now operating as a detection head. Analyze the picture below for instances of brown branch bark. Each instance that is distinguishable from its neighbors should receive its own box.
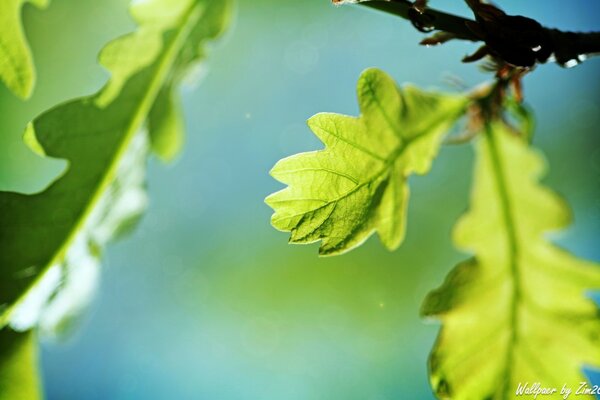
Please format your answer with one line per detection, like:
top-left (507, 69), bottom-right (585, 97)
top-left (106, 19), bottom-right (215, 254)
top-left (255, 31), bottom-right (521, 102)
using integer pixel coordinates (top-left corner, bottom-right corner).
top-left (361, 1), bottom-right (478, 40)
top-left (358, 0), bottom-right (600, 67)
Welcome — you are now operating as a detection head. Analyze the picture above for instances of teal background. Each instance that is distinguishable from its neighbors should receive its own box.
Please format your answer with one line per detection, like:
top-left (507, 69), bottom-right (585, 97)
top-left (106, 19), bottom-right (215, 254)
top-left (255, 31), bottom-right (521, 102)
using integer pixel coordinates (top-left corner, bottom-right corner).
top-left (0, 0), bottom-right (599, 398)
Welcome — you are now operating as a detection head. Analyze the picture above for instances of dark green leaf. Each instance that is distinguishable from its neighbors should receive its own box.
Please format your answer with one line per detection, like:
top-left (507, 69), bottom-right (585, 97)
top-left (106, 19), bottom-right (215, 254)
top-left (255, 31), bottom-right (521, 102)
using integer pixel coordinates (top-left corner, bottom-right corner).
top-left (0, 0), bottom-right (231, 334)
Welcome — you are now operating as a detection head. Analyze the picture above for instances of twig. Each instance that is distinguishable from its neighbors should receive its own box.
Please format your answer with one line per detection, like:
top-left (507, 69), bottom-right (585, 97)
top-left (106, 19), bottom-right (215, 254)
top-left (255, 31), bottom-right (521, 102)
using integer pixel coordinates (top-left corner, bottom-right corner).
top-left (360, 0), bottom-right (477, 41)
top-left (358, 0), bottom-right (600, 67)
top-left (546, 30), bottom-right (600, 66)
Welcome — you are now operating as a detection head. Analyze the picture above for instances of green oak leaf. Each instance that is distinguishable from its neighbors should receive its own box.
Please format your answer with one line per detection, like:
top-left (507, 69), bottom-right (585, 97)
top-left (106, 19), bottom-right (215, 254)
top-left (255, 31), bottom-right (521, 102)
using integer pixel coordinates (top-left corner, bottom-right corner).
top-left (0, 0), bottom-right (231, 334)
top-left (266, 68), bottom-right (468, 256)
top-left (422, 122), bottom-right (600, 399)
top-left (0, 0), bottom-right (48, 99)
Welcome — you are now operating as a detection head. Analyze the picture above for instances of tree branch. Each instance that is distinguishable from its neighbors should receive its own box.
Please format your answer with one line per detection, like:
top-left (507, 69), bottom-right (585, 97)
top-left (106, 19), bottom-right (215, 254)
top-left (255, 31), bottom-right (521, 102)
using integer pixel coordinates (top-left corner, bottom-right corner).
top-left (360, 0), bottom-right (478, 41)
top-left (546, 30), bottom-right (600, 65)
top-left (358, 0), bottom-right (600, 67)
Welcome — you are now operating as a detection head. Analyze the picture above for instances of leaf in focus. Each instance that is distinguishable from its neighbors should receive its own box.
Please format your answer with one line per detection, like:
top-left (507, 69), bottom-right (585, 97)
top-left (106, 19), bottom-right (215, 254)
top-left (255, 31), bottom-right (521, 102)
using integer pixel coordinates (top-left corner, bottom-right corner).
top-left (0, 329), bottom-right (41, 400)
top-left (422, 122), bottom-right (600, 399)
top-left (0, 0), bottom-right (48, 99)
top-left (266, 68), bottom-right (468, 256)
top-left (0, 0), bottom-right (231, 334)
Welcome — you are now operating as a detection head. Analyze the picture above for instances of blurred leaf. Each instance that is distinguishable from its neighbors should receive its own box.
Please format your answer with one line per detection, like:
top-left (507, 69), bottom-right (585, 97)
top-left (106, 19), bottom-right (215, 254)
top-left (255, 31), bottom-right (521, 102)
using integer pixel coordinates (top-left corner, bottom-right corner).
top-left (422, 122), bottom-right (600, 399)
top-left (0, 329), bottom-right (41, 399)
top-left (266, 68), bottom-right (468, 256)
top-left (0, 0), bottom-right (231, 334)
top-left (148, 84), bottom-right (185, 161)
top-left (0, 0), bottom-right (48, 99)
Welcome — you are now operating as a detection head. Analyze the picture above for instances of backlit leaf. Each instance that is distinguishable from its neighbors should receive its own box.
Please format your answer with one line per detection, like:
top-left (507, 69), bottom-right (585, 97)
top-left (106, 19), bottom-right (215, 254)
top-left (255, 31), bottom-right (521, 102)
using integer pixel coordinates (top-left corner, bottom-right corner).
top-left (422, 121), bottom-right (600, 399)
top-left (266, 68), bottom-right (468, 256)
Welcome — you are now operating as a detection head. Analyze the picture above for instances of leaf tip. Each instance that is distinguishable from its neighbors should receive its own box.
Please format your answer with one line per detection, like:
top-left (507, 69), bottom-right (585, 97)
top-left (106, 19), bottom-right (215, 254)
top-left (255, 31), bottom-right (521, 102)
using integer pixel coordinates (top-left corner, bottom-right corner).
top-left (360, 67), bottom-right (386, 80)
top-left (29, 0), bottom-right (50, 9)
top-left (357, 67), bottom-right (394, 92)
top-left (23, 122), bottom-right (45, 157)
top-left (1, 65), bottom-right (35, 100)
top-left (15, 81), bottom-right (34, 100)
top-left (264, 192), bottom-right (277, 210)
top-left (379, 230), bottom-right (405, 253)
top-left (150, 130), bottom-right (183, 163)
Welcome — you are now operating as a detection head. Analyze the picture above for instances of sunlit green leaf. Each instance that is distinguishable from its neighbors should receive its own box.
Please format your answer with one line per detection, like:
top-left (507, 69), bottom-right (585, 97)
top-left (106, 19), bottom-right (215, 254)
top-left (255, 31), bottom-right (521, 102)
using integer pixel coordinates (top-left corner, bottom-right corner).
top-left (0, 0), bottom-right (48, 99)
top-left (0, 329), bottom-right (40, 400)
top-left (266, 68), bottom-right (468, 256)
top-left (0, 0), bottom-right (231, 334)
top-left (422, 122), bottom-right (600, 399)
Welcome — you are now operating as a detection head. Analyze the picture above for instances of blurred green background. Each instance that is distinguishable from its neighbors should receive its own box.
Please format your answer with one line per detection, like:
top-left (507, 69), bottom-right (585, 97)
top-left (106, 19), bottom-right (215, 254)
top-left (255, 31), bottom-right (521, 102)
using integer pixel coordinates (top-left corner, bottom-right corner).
top-left (1, 0), bottom-right (599, 398)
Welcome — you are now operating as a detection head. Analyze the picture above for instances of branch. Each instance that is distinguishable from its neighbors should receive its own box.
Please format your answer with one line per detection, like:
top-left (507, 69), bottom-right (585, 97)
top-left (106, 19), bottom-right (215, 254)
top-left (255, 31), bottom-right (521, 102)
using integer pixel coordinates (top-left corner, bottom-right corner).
top-left (546, 30), bottom-right (600, 66)
top-left (357, 0), bottom-right (600, 67)
top-left (360, 0), bottom-right (478, 41)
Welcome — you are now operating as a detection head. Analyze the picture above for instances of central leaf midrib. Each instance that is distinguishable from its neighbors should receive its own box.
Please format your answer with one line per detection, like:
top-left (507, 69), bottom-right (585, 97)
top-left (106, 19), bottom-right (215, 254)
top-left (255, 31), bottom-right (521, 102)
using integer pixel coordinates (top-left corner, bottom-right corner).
top-left (54, 0), bottom-right (203, 263)
top-left (293, 108), bottom-right (453, 225)
top-left (2, 1), bottom-right (204, 326)
top-left (325, 106), bottom-right (456, 207)
top-left (282, 137), bottom-right (416, 245)
top-left (484, 124), bottom-right (522, 400)
top-left (304, 137), bottom-right (411, 214)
